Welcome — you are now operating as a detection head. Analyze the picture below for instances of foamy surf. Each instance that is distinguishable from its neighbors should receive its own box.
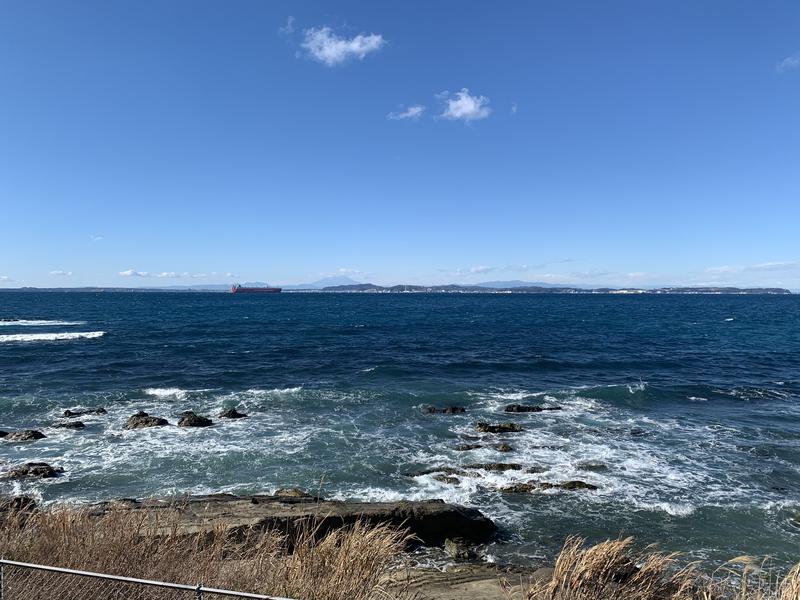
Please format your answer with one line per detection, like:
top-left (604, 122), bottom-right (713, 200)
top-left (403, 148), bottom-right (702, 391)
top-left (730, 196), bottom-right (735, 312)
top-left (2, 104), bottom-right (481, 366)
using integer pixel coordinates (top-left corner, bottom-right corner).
top-left (0, 331), bottom-right (105, 343)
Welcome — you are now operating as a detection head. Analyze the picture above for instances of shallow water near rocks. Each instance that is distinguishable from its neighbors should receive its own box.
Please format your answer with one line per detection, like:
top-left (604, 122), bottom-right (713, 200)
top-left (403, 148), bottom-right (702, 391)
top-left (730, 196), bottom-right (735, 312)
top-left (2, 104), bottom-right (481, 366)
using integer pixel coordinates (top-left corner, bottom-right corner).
top-left (0, 292), bottom-right (798, 565)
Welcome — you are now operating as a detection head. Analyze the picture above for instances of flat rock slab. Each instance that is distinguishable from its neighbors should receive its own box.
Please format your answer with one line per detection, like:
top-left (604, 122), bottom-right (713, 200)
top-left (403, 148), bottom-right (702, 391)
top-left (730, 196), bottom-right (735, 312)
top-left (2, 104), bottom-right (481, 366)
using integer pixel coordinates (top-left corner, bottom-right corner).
top-left (89, 494), bottom-right (497, 547)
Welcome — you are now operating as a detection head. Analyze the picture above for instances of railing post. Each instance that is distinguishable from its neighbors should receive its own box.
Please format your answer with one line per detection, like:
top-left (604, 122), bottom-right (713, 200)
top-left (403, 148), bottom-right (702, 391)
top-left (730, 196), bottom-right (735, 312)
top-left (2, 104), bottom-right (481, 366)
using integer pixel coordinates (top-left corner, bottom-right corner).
top-left (196, 583), bottom-right (203, 600)
top-left (1, 560), bottom-right (5, 600)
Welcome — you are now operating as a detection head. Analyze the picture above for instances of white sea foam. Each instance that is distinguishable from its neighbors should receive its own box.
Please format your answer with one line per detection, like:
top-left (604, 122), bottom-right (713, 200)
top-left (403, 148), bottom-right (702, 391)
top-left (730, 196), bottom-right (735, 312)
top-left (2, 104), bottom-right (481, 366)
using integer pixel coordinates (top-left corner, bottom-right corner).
top-left (0, 319), bottom-right (86, 327)
top-left (144, 388), bottom-right (189, 400)
top-left (0, 331), bottom-right (104, 343)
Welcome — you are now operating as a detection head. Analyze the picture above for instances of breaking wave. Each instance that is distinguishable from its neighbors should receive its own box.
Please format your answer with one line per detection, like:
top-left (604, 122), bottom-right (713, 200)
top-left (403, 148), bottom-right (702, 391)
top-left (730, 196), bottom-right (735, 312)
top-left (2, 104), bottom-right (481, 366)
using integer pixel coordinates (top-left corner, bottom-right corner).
top-left (0, 331), bottom-right (105, 343)
top-left (0, 319), bottom-right (86, 327)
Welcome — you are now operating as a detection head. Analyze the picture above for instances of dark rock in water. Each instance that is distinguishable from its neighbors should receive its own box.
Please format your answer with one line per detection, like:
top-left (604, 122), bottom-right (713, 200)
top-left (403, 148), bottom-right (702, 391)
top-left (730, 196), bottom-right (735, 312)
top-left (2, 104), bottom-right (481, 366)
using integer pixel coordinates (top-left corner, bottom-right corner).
top-left (496, 443), bottom-right (513, 452)
top-left (464, 463), bottom-right (523, 472)
top-left (2, 462), bottom-right (64, 480)
top-left (219, 408), bottom-right (248, 419)
top-left (407, 466), bottom-right (465, 478)
top-left (0, 431), bottom-right (7, 438)
top-left (444, 537), bottom-right (477, 561)
top-left (90, 494), bottom-right (498, 547)
top-left (55, 421), bottom-right (85, 429)
top-left (5, 430), bottom-right (46, 442)
top-left (526, 466), bottom-right (547, 474)
top-left (274, 488), bottom-right (312, 498)
top-left (504, 404), bottom-right (563, 413)
top-left (454, 443), bottom-right (483, 451)
top-left (540, 480), bottom-right (598, 491)
top-left (125, 411), bottom-right (169, 429)
top-left (433, 474), bottom-right (461, 485)
top-left (0, 495), bottom-right (37, 514)
top-left (178, 411), bottom-right (213, 427)
top-left (422, 405), bottom-right (466, 415)
top-left (577, 461), bottom-right (609, 472)
top-left (475, 422), bottom-right (523, 434)
top-left (501, 480), bottom-right (598, 493)
top-left (63, 408), bottom-right (106, 418)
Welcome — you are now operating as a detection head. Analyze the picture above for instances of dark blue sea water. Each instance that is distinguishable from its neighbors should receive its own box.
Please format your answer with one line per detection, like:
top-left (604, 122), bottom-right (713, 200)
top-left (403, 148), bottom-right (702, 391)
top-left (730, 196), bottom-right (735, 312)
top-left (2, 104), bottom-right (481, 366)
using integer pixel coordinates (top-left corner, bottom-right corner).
top-left (1, 292), bottom-right (799, 564)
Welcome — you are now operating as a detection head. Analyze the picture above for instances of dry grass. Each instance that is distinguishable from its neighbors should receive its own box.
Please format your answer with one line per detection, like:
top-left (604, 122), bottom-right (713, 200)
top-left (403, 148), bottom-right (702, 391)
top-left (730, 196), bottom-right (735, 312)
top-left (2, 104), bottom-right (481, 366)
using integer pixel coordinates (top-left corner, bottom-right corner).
top-left (0, 505), bottom-right (410, 600)
top-left (520, 536), bottom-right (800, 600)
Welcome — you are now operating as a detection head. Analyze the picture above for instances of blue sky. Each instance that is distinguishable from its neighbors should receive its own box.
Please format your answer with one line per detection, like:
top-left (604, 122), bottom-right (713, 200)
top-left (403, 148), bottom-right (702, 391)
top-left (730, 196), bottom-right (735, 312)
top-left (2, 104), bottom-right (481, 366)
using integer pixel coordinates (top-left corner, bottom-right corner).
top-left (1, 1), bottom-right (799, 289)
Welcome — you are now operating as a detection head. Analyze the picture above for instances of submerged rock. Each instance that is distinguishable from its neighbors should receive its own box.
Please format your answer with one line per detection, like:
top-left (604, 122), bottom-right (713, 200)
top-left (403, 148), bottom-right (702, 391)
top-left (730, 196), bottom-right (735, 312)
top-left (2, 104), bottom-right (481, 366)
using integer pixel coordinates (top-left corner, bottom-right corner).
top-left (407, 466), bottom-right (466, 478)
top-left (475, 422), bottom-right (523, 434)
top-left (464, 463), bottom-right (523, 472)
top-left (5, 430), bottom-right (46, 442)
top-left (55, 421), bottom-right (85, 429)
top-left (219, 408), bottom-right (248, 419)
top-left (2, 462), bottom-right (64, 480)
top-left (178, 411), bottom-right (213, 427)
top-left (504, 404), bottom-right (562, 413)
top-left (496, 443), bottom-right (514, 452)
top-left (454, 443), bottom-right (483, 451)
top-left (90, 494), bottom-right (498, 547)
top-left (125, 411), bottom-right (169, 429)
top-left (64, 408), bottom-right (107, 418)
top-left (422, 405), bottom-right (466, 415)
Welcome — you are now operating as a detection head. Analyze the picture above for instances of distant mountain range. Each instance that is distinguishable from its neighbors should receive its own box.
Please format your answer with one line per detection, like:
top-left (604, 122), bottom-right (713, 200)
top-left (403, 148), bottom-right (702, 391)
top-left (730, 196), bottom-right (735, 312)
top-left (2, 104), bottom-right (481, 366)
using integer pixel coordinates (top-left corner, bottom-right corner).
top-left (282, 276), bottom-right (362, 290)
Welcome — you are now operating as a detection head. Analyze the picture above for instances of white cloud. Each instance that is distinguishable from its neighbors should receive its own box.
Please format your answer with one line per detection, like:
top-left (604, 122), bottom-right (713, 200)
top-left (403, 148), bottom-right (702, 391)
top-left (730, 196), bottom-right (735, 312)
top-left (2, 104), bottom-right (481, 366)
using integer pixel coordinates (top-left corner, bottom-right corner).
top-left (89, 234), bottom-right (103, 242)
top-left (776, 53), bottom-right (800, 73)
top-left (387, 105), bottom-right (426, 120)
top-left (302, 26), bottom-right (385, 66)
top-left (279, 16), bottom-right (295, 35)
top-left (511, 103), bottom-right (518, 114)
top-left (49, 270), bottom-right (73, 276)
top-left (470, 265), bottom-right (494, 274)
top-left (0, 275), bottom-right (12, 282)
top-left (119, 269), bottom-right (149, 277)
top-left (155, 272), bottom-right (179, 278)
top-left (439, 88), bottom-right (492, 122)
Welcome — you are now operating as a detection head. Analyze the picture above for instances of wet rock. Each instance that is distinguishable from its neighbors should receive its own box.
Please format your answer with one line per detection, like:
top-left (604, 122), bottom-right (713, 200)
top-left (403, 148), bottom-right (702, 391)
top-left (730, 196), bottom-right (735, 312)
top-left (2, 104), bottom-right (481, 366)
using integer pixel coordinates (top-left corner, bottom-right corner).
top-left (2, 462), bottom-right (64, 480)
top-left (464, 463), bottom-right (523, 472)
top-left (5, 430), bottom-right (46, 442)
top-left (219, 408), bottom-right (248, 419)
top-left (475, 422), bottom-right (523, 434)
top-left (407, 466), bottom-right (465, 478)
top-left (63, 408), bottom-right (106, 418)
top-left (444, 537), bottom-right (477, 561)
top-left (422, 405), bottom-right (466, 414)
top-left (540, 480), bottom-right (598, 491)
top-left (577, 461), bottom-right (609, 472)
top-left (90, 494), bottom-right (498, 547)
top-left (55, 421), bottom-right (85, 429)
top-left (125, 411), bottom-right (169, 429)
top-left (274, 488), bottom-right (312, 498)
top-left (526, 466), bottom-right (547, 474)
top-left (504, 404), bottom-right (562, 413)
top-left (178, 411), bottom-right (213, 427)
top-left (455, 443), bottom-right (483, 451)
top-left (496, 443), bottom-right (513, 452)
top-left (501, 480), bottom-right (598, 493)
top-left (433, 474), bottom-right (461, 485)
top-left (0, 431), bottom-right (7, 438)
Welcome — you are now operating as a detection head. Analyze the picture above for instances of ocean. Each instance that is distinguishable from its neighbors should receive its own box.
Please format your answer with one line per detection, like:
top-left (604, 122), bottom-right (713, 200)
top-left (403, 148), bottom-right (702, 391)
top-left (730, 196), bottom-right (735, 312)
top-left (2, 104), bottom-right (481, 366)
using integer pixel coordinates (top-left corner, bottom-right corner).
top-left (1, 292), bottom-right (798, 565)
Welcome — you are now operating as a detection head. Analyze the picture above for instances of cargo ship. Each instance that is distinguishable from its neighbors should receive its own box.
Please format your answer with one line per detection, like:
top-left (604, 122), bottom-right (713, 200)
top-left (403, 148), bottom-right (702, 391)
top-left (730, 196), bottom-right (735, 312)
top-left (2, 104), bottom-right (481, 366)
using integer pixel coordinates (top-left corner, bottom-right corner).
top-left (230, 284), bottom-right (282, 294)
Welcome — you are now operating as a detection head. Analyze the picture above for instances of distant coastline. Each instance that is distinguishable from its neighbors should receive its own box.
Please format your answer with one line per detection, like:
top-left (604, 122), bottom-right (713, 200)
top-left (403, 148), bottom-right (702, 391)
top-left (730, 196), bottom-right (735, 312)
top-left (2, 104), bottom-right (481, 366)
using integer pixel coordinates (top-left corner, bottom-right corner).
top-left (0, 285), bottom-right (793, 294)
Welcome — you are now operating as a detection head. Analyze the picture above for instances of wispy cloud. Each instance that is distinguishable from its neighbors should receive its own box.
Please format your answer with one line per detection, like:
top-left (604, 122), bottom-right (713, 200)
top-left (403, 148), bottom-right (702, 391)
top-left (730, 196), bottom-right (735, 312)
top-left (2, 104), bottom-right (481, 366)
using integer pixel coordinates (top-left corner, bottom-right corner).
top-left (279, 15), bottom-right (295, 35)
top-left (49, 270), bottom-right (73, 276)
top-left (0, 275), bottom-right (12, 282)
top-left (301, 26), bottom-right (385, 66)
top-left (89, 234), bottom-right (103, 242)
top-left (470, 265), bottom-right (493, 274)
top-left (511, 103), bottom-right (518, 115)
top-left (387, 105), bottom-right (426, 120)
top-left (439, 88), bottom-right (492, 122)
top-left (776, 53), bottom-right (800, 74)
top-left (706, 261), bottom-right (799, 274)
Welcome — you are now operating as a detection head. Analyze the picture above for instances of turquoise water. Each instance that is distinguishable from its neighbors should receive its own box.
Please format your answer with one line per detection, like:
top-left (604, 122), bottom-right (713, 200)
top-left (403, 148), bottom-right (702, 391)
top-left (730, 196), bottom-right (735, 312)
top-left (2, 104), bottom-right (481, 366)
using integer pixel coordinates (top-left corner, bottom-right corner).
top-left (1, 292), bottom-right (799, 564)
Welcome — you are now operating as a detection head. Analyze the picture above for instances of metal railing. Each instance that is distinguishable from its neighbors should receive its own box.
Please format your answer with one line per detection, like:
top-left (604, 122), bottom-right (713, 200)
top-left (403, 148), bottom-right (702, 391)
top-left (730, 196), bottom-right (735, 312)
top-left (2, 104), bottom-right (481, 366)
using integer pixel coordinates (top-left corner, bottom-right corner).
top-left (0, 559), bottom-right (296, 600)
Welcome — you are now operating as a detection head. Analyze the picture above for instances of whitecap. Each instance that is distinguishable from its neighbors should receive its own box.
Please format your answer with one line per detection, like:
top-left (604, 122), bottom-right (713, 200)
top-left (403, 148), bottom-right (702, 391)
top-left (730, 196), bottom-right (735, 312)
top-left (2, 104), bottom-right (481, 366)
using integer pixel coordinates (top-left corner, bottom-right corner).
top-left (0, 331), bottom-right (105, 343)
top-left (0, 319), bottom-right (86, 327)
top-left (144, 388), bottom-right (189, 400)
